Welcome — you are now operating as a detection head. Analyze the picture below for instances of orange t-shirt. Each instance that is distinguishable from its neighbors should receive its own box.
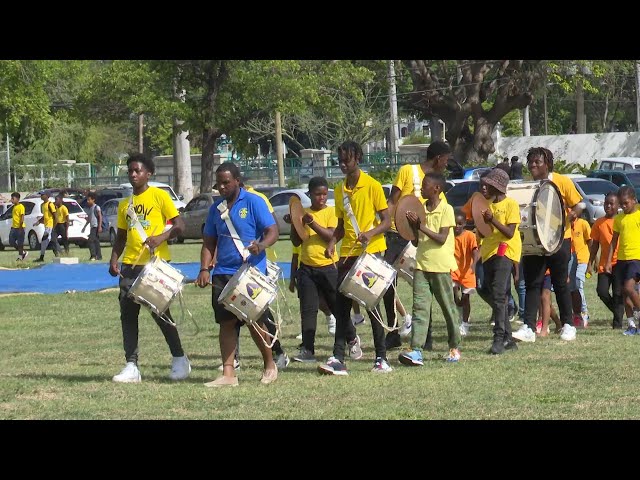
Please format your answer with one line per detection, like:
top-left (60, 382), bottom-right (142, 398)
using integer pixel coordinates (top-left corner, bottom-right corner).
top-left (451, 229), bottom-right (478, 289)
top-left (590, 217), bottom-right (618, 273)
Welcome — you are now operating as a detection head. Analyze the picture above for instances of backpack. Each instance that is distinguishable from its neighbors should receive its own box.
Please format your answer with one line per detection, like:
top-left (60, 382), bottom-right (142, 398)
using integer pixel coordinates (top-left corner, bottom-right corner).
top-left (98, 206), bottom-right (109, 231)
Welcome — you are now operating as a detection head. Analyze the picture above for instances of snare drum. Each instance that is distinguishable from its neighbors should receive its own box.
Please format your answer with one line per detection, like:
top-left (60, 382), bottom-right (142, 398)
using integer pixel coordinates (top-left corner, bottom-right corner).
top-left (218, 263), bottom-right (277, 323)
top-left (506, 180), bottom-right (565, 256)
top-left (339, 252), bottom-right (397, 310)
top-left (393, 242), bottom-right (417, 284)
top-left (128, 255), bottom-right (185, 321)
top-left (266, 260), bottom-right (281, 285)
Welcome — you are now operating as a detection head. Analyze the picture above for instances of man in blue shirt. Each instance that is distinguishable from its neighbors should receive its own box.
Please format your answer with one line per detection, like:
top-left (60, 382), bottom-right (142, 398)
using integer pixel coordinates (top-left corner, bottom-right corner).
top-left (197, 162), bottom-right (279, 387)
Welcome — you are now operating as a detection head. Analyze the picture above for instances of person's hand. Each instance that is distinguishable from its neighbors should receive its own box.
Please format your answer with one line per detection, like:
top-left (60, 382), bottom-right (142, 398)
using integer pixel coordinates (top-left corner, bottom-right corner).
top-left (325, 241), bottom-right (336, 259)
top-left (302, 213), bottom-right (314, 225)
top-left (586, 263), bottom-right (593, 277)
top-left (288, 279), bottom-right (296, 293)
top-left (196, 269), bottom-right (210, 288)
top-left (247, 241), bottom-right (264, 255)
top-left (109, 261), bottom-right (120, 277)
top-left (604, 261), bottom-right (612, 274)
top-left (144, 235), bottom-right (163, 250)
top-left (406, 211), bottom-right (420, 228)
top-left (357, 231), bottom-right (373, 245)
top-left (283, 214), bottom-right (292, 224)
top-left (482, 209), bottom-right (493, 223)
top-left (98, 225), bottom-right (103, 234)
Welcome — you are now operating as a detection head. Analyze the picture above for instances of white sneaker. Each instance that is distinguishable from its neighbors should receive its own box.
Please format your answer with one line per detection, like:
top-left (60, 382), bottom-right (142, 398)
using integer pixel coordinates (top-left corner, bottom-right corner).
top-left (327, 314), bottom-right (336, 335)
top-left (351, 313), bottom-right (365, 326)
top-left (169, 355), bottom-right (191, 381)
top-left (217, 358), bottom-right (241, 371)
top-left (560, 323), bottom-right (577, 341)
top-left (112, 362), bottom-right (141, 383)
top-left (512, 325), bottom-right (536, 343)
top-left (459, 321), bottom-right (470, 337)
top-left (275, 352), bottom-right (290, 370)
top-left (399, 315), bottom-right (412, 338)
top-left (295, 332), bottom-right (303, 340)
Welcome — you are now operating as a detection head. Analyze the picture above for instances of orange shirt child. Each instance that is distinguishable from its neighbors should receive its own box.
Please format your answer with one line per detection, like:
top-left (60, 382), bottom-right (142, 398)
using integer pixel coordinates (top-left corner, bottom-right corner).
top-left (590, 217), bottom-right (618, 273)
top-left (451, 229), bottom-right (478, 289)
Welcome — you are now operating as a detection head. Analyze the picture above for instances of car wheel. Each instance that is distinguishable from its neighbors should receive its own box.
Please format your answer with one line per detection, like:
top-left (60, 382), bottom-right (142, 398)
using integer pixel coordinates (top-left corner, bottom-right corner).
top-left (177, 236), bottom-right (184, 244)
top-left (28, 231), bottom-right (40, 251)
top-left (109, 228), bottom-right (117, 247)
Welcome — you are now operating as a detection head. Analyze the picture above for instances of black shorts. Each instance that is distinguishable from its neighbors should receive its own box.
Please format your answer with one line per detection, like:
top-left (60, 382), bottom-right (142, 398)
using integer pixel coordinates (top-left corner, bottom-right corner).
top-left (212, 274), bottom-right (242, 324)
top-left (615, 260), bottom-right (640, 283)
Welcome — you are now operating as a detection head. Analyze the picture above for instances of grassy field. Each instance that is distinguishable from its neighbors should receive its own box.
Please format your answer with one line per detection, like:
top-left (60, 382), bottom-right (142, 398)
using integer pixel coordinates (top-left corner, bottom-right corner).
top-left (1, 239), bottom-right (640, 419)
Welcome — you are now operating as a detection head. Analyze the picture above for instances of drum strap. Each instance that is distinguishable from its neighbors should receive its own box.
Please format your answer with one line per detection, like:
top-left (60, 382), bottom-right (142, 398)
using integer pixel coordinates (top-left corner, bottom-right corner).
top-left (217, 200), bottom-right (249, 261)
top-left (412, 165), bottom-right (421, 197)
top-left (343, 193), bottom-right (361, 237)
top-left (127, 196), bottom-right (148, 242)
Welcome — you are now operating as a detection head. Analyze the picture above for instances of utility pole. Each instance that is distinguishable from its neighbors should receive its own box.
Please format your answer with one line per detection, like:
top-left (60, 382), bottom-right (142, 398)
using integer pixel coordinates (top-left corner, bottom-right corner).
top-left (544, 86), bottom-right (548, 135)
top-left (523, 105), bottom-right (531, 136)
top-left (5, 123), bottom-right (10, 191)
top-left (636, 61), bottom-right (640, 131)
top-left (138, 114), bottom-right (144, 153)
top-left (275, 111), bottom-right (285, 187)
top-left (388, 60), bottom-right (400, 155)
top-left (576, 78), bottom-right (586, 134)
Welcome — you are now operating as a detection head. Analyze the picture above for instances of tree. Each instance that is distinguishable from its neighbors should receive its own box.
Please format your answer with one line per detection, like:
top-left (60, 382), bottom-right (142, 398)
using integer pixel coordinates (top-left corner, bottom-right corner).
top-left (403, 60), bottom-right (546, 164)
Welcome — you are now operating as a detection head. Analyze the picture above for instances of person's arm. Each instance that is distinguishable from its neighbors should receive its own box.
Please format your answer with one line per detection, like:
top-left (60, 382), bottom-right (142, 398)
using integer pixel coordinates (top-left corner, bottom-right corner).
top-left (145, 215), bottom-right (185, 249)
top-left (587, 241), bottom-right (599, 277)
top-left (248, 224), bottom-right (278, 255)
top-left (290, 222), bottom-right (303, 247)
top-left (385, 185), bottom-right (402, 224)
top-left (471, 247), bottom-right (479, 273)
top-left (357, 208), bottom-right (390, 245)
top-left (289, 253), bottom-right (299, 293)
top-left (196, 234), bottom-right (218, 287)
top-left (326, 219), bottom-right (345, 258)
top-left (97, 206), bottom-right (103, 234)
top-left (605, 232), bottom-right (618, 274)
top-left (305, 213), bottom-right (336, 243)
top-left (64, 208), bottom-right (69, 233)
top-left (481, 208), bottom-right (517, 239)
top-left (18, 209), bottom-right (25, 230)
top-left (108, 228), bottom-right (127, 278)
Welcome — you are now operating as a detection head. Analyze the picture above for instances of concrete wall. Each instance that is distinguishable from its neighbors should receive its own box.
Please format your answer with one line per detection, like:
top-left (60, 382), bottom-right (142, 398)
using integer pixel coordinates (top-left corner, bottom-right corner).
top-left (498, 132), bottom-right (640, 166)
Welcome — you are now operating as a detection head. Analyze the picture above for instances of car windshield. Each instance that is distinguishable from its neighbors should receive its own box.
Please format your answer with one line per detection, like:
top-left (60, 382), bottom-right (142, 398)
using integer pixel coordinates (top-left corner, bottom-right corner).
top-left (625, 173), bottom-right (640, 186)
top-left (576, 180), bottom-right (619, 195)
top-left (64, 201), bottom-right (84, 214)
top-left (158, 186), bottom-right (178, 200)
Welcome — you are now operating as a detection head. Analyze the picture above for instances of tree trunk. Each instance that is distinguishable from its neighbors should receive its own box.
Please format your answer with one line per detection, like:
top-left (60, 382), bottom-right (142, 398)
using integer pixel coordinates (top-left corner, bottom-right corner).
top-left (200, 129), bottom-right (219, 193)
top-left (465, 118), bottom-right (495, 164)
top-left (173, 118), bottom-right (194, 202)
top-left (523, 106), bottom-right (530, 136)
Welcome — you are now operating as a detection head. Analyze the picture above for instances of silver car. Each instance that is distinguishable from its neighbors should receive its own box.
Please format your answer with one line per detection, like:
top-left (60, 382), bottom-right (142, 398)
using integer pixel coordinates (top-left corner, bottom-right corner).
top-left (572, 177), bottom-right (619, 224)
top-left (178, 193), bottom-right (220, 241)
top-left (98, 198), bottom-right (121, 245)
top-left (269, 189), bottom-right (335, 235)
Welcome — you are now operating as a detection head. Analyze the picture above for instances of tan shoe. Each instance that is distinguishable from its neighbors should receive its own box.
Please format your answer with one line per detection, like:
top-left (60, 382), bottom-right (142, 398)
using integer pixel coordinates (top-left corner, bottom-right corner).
top-left (260, 366), bottom-right (278, 385)
top-left (204, 376), bottom-right (238, 388)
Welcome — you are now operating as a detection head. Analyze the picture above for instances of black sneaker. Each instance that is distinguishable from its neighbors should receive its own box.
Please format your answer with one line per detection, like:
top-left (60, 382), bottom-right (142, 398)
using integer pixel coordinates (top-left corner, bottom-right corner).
top-left (489, 340), bottom-right (505, 355)
top-left (385, 332), bottom-right (402, 350)
top-left (293, 347), bottom-right (316, 363)
top-left (503, 339), bottom-right (518, 351)
top-left (34, 257), bottom-right (45, 263)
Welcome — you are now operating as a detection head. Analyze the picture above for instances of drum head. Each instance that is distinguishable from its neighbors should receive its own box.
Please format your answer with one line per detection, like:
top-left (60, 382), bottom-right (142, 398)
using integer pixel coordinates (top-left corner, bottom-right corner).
top-left (395, 195), bottom-right (426, 241)
top-left (533, 181), bottom-right (565, 253)
top-left (289, 196), bottom-right (309, 241)
top-left (470, 192), bottom-right (493, 238)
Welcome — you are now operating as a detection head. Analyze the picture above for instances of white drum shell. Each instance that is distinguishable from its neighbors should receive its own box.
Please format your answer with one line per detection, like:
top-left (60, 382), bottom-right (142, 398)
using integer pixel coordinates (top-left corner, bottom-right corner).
top-left (339, 252), bottom-right (397, 310)
top-left (219, 263), bottom-right (277, 323)
top-left (393, 242), bottom-right (417, 284)
top-left (266, 260), bottom-right (281, 286)
top-left (128, 256), bottom-right (185, 316)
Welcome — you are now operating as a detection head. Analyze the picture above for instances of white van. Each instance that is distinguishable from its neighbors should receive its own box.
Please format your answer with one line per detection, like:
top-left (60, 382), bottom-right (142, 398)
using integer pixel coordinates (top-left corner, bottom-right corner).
top-left (118, 181), bottom-right (187, 211)
top-left (597, 157), bottom-right (640, 171)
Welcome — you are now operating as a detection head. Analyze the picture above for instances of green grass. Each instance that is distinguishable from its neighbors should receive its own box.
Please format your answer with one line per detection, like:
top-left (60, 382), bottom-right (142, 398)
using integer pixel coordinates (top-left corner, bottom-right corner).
top-left (1, 240), bottom-right (640, 419)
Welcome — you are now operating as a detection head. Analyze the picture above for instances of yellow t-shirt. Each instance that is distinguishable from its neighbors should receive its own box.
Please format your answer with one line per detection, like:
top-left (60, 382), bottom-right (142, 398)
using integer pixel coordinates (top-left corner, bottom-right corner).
top-left (245, 185), bottom-right (277, 261)
top-left (41, 201), bottom-right (56, 228)
top-left (335, 172), bottom-right (388, 257)
top-left (480, 197), bottom-right (522, 263)
top-left (391, 164), bottom-right (426, 231)
top-left (117, 186), bottom-right (179, 265)
top-left (11, 203), bottom-right (25, 229)
top-left (613, 207), bottom-right (640, 261)
top-left (55, 204), bottom-right (69, 225)
top-left (416, 199), bottom-right (458, 273)
top-left (300, 206), bottom-right (339, 267)
top-left (549, 173), bottom-right (583, 239)
top-left (571, 218), bottom-right (591, 264)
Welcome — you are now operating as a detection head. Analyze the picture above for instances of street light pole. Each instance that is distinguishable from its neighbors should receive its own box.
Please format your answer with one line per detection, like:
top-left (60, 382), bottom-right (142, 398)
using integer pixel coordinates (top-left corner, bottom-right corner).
top-left (5, 123), bottom-right (10, 191)
top-left (544, 88), bottom-right (548, 135)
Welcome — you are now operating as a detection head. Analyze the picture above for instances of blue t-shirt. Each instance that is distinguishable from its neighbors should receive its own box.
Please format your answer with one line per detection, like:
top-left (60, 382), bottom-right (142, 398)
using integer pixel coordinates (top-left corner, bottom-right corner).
top-left (203, 188), bottom-right (275, 275)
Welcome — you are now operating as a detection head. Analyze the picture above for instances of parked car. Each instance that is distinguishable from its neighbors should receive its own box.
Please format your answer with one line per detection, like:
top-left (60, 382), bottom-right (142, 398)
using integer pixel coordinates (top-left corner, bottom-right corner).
top-left (178, 193), bottom-right (220, 242)
top-left (597, 157), bottom-right (640, 171)
top-left (381, 184), bottom-right (393, 199)
top-left (81, 181), bottom-right (187, 213)
top-left (0, 197), bottom-right (89, 251)
top-left (463, 167), bottom-right (492, 180)
top-left (252, 186), bottom-right (287, 199)
top-left (98, 198), bottom-right (121, 245)
top-left (571, 177), bottom-right (619, 224)
top-left (444, 180), bottom-right (481, 210)
top-left (25, 187), bottom-right (87, 203)
top-left (587, 170), bottom-right (640, 200)
top-left (269, 188), bottom-right (335, 235)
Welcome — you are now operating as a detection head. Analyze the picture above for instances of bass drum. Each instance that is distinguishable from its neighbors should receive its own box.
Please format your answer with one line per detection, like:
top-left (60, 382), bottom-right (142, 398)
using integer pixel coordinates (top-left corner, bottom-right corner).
top-left (506, 180), bottom-right (565, 256)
